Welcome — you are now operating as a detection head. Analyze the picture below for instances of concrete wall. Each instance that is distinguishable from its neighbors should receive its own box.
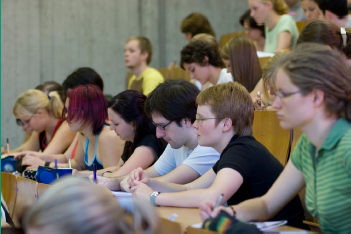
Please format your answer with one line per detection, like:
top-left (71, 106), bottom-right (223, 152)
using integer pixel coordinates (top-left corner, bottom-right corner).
top-left (1, 0), bottom-right (248, 147)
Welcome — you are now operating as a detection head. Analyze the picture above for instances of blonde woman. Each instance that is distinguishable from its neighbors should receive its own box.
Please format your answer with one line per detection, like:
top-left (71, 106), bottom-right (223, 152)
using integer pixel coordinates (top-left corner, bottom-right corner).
top-left (23, 176), bottom-right (159, 234)
top-left (248, 0), bottom-right (299, 53)
top-left (3, 90), bottom-right (75, 158)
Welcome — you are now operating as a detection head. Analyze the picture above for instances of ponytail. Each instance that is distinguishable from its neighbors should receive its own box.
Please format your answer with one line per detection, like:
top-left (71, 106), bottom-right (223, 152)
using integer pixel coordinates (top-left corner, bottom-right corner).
top-left (342, 28), bottom-right (351, 59)
top-left (48, 91), bottom-right (63, 119)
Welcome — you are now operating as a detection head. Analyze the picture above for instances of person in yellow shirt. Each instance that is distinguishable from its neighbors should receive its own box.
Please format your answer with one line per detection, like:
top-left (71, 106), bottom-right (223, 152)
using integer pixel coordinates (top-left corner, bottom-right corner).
top-left (125, 36), bottom-right (164, 95)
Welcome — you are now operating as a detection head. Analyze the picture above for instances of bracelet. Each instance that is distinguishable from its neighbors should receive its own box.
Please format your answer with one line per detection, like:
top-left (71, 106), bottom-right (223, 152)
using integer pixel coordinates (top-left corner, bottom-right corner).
top-left (230, 206), bottom-right (236, 217)
top-left (102, 171), bottom-right (113, 177)
top-left (44, 161), bottom-right (51, 167)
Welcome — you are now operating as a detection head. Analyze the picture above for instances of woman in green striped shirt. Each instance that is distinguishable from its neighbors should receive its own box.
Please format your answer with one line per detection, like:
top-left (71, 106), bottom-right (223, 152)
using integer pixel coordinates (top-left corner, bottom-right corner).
top-left (199, 43), bottom-right (351, 233)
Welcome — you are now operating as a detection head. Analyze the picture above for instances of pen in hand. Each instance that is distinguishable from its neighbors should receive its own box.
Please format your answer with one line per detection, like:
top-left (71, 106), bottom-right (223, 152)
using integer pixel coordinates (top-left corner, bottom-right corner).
top-left (214, 194), bottom-right (224, 209)
top-left (6, 138), bottom-right (10, 154)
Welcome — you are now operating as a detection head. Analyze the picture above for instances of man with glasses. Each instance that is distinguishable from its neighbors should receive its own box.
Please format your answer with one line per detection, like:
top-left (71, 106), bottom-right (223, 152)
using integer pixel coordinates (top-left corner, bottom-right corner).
top-left (94, 79), bottom-right (220, 191)
top-left (128, 82), bottom-right (306, 229)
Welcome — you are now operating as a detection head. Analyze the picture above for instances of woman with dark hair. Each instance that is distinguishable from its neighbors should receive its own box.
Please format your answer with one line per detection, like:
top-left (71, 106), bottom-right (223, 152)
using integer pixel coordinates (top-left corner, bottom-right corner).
top-left (62, 67), bottom-right (104, 93)
top-left (240, 9), bottom-right (266, 52)
top-left (103, 90), bottom-right (166, 178)
top-left (221, 35), bottom-right (262, 93)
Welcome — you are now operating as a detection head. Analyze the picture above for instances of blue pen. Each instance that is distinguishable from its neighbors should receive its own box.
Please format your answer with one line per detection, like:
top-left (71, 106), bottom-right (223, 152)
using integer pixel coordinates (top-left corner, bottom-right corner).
top-left (93, 164), bottom-right (97, 184)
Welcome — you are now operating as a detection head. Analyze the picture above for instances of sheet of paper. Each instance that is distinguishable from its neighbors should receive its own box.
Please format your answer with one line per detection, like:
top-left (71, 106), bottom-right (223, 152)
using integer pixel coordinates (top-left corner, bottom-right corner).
top-left (111, 191), bottom-right (132, 197)
top-left (257, 51), bottom-right (274, 58)
top-left (191, 223), bottom-right (203, 228)
top-left (249, 220), bottom-right (287, 231)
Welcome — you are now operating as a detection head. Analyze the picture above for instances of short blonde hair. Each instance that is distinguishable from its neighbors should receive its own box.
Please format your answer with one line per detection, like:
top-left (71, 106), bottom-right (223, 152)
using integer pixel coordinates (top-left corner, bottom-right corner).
top-left (260, 0), bottom-right (289, 15)
top-left (126, 36), bottom-right (153, 65)
top-left (23, 177), bottom-right (159, 234)
top-left (196, 82), bottom-right (254, 136)
top-left (190, 33), bottom-right (219, 48)
top-left (13, 89), bottom-right (63, 119)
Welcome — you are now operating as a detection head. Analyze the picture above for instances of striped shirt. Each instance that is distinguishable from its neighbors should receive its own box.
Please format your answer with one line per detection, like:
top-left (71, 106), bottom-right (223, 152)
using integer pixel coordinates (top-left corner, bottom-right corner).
top-left (291, 118), bottom-right (351, 233)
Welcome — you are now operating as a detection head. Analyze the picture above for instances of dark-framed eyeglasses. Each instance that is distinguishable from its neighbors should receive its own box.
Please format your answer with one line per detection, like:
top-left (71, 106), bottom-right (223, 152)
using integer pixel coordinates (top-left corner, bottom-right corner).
top-left (276, 90), bottom-right (302, 99)
top-left (152, 120), bottom-right (172, 131)
top-left (16, 115), bottom-right (34, 126)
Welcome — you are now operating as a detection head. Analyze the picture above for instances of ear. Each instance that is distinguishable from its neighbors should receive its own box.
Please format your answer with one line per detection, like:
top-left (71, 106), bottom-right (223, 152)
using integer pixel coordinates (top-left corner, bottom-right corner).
top-left (141, 51), bottom-right (149, 62)
top-left (312, 89), bottom-right (325, 108)
top-left (324, 10), bottom-right (332, 20)
top-left (221, 118), bottom-right (233, 132)
top-left (203, 56), bottom-right (209, 66)
top-left (36, 109), bottom-right (45, 117)
top-left (130, 120), bottom-right (137, 131)
top-left (182, 118), bottom-right (193, 128)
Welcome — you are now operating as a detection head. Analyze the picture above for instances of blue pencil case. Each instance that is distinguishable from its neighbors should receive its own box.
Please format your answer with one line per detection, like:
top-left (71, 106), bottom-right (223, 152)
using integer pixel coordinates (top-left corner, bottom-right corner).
top-left (1, 156), bottom-right (17, 172)
top-left (35, 166), bottom-right (73, 184)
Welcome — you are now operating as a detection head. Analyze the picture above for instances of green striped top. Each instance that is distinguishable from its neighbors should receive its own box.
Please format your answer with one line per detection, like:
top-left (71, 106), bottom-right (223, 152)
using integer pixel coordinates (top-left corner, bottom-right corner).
top-left (291, 117), bottom-right (351, 233)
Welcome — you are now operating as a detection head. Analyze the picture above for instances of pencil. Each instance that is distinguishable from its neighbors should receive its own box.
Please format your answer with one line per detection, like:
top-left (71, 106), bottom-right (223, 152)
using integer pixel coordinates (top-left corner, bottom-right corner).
top-left (214, 194), bottom-right (224, 209)
top-left (6, 138), bottom-right (10, 154)
top-left (93, 164), bottom-right (97, 184)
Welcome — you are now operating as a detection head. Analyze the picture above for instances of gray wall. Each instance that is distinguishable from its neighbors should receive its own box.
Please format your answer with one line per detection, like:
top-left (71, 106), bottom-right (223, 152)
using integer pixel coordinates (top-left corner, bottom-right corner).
top-left (1, 0), bottom-right (248, 148)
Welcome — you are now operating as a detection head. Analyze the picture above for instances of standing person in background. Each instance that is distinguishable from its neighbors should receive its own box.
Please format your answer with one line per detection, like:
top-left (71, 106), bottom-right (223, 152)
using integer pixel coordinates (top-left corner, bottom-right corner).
top-left (180, 13), bottom-right (216, 41)
top-left (221, 35), bottom-right (262, 93)
top-left (240, 10), bottom-right (266, 52)
top-left (316, 0), bottom-right (348, 27)
top-left (301, 0), bottom-right (322, 22)
top-left (125, 36), bottom-right (164, 96)
top-left (249, 0), bottom-right (299, 53)
top-left (285, 0), bottom-right (305, 21)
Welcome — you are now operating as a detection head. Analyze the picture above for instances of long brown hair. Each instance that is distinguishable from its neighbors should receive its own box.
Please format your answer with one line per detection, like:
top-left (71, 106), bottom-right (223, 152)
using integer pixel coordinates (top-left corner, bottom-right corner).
top-left (221, 36), bottom-right (262, 92)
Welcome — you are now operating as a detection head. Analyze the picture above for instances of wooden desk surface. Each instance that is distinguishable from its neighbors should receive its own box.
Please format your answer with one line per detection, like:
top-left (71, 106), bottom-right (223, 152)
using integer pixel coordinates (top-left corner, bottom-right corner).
top-left (157, 207), bottom-right (312, 232)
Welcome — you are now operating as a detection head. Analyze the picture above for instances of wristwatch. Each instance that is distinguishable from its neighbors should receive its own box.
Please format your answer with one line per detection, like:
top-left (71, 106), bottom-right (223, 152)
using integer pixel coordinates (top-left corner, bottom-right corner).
top-left (150, 191), bottom-right (161, 206)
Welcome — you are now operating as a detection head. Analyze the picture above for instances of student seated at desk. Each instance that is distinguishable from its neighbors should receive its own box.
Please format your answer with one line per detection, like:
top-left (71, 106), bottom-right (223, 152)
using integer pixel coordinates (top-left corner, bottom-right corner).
top-left (248, 0), bottom-right (299, 53)
top-left (129, 82), bottom-right (306, 229)
top-left (3, 89), bottom-right (76, 157)
top-left (317, 0), bottom-right (348, 27)
top-left (199, 44), bottom-right (351, 233)
top-left (2, 81), bottom-right (66, 155)
top-left (180, 12), bottom-right (215, 41)
top-left (126, 36), bottom-right (164, 95)
top-left (22, 177), bottom-right (158, 234)
top-left (93, 80), bottom-right (220, 191)
top-left (13, 67), bottom-right (108, 170)
top-left (180, 40), bottom-right (233, 87)
top-left (301, 0), bottom-right (322, 22)
top-left (240, 9), bottom-right (266, 52)
top-left (63, 85), bottom-right (124, 176)
top-left (221, 35), bottom-right (261, 93)
top-left (100, 90), bottom-right (167, 177)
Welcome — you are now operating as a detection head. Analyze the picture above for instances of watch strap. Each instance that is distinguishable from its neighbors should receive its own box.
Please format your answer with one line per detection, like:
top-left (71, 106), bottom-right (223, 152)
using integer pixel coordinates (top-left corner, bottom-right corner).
top-left (44, 161), bottom-right (51, 167)
top-left (150, 191), bottom-right (160, 206)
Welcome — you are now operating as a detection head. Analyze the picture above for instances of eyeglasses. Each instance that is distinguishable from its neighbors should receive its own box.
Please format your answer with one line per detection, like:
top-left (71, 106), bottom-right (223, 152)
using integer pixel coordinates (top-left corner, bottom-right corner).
top-left (16, 115), bottom-right (34, 126)
top-left (195, 114), bottom-right (222, 125)
top-left (152, 120), bottom-right (172, 131)
top-left (276, 90), bottom-right (302, 99)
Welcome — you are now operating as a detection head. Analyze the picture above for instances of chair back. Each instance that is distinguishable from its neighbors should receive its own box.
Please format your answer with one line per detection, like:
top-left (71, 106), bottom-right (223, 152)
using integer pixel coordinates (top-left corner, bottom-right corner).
top-left (259, 56), bottom-right (272, 68)
top-left (169, 66), bottom-right (190, 81)
top-left (158, 217), bottom-right (183, 234)
top-left (220, 31), bottom-right (244, 48)
top-left (296, 20), bottom-right (308, 33)
top-left (252, 111), bottom-right (290, 166)
top-left (291, 127), bottom-right (304, 152)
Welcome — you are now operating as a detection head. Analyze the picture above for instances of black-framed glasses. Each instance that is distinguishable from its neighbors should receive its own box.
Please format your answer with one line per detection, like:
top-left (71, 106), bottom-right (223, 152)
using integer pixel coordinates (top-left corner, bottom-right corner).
top-left (195, 114), bottom-right (223, 125)
top-left (276, 90), bottom-right (302, 99)
top-left (152, 120), bottom-right (172, 131)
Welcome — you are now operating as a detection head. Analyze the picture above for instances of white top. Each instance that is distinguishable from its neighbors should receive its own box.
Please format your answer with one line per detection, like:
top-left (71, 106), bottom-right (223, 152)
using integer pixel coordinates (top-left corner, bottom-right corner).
top-left (217, 68), bottom-right (233, 84)
top-left (154, 144), bottom-right (220, 176)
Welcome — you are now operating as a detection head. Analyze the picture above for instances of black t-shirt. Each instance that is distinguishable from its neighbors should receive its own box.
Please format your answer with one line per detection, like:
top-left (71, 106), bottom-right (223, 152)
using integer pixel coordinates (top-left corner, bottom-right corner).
top-left (121, 134), bottom-right (166, 163)
top-left (213, 135), bottom-right (306, 228)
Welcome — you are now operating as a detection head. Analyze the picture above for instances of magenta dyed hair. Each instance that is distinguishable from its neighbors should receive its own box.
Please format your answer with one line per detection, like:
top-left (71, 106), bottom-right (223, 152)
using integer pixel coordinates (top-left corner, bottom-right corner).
top-left (63, 84), bottom-right (107, 135)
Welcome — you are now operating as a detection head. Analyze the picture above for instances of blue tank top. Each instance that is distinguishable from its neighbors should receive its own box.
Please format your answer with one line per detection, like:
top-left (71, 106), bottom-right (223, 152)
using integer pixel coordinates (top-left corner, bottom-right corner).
top-left (84, 131), bottom-right (104, 171)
